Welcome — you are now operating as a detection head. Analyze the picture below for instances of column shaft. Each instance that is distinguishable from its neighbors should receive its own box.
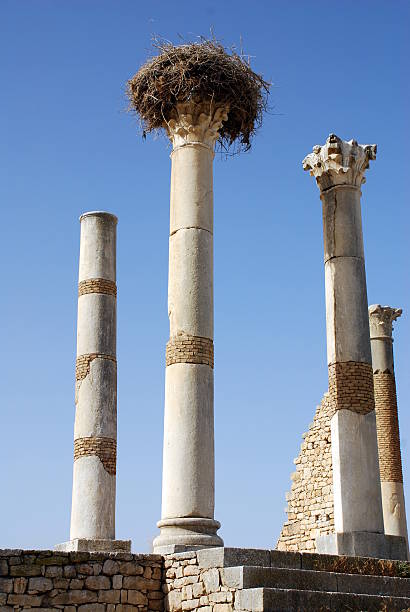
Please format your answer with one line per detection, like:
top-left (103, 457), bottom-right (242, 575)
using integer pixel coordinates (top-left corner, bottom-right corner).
top-left (164, 143), bottom-right (215, 520)
top-left (153, 104), bottom-right (226, 552)
top-left (56, 212), bottom-right (129, 552)
top-left (322, 184), bottom-right (383, 535)
top-left (369, 305), bottom-right (409, 558)
top-left (302, 135), bottom-right (409, 558)
top-left (71, 212), bottom-right (118, 541)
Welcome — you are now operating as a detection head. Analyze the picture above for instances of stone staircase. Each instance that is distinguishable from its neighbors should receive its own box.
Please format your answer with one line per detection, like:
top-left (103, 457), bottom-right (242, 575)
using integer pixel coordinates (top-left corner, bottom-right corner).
top-left (198, 547), bottom-right (410, 611)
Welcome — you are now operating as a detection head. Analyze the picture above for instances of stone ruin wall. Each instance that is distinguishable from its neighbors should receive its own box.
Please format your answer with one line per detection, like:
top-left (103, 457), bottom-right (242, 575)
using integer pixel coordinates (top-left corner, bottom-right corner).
top-left (276, 393), bottom-right (335, 552)
top-left (163, 550), bottom-right (234, 612)
top-left (0, 549), bottom-right (163, 611)
top-left (0, 548), bottom-right (244, 612)
top-left (0, 547), bottom-right (250, 612)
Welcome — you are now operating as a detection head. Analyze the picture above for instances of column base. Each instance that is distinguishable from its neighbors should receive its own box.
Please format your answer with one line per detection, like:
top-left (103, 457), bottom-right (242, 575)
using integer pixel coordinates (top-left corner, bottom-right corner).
top-left (316, 532), bottom-right (407, 560)
top-left (55, 538), bottom-right (131, 553)
top-left (153, 517), bottom-right (223, 554)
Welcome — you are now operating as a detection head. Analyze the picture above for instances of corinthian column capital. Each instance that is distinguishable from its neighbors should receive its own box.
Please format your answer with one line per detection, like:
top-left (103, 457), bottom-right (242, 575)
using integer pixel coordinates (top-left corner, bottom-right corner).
top-left (166, 102), bottom-right (229, 150)
top-left (303, 133), bottom-right (377, 191)
top-left (369, 304), bottom-right (402, 340)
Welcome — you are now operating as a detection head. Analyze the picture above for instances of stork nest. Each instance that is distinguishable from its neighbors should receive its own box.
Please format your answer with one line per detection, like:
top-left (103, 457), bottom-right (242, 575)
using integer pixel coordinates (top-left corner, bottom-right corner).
top-left (127, 39), bottom-right (270, 152)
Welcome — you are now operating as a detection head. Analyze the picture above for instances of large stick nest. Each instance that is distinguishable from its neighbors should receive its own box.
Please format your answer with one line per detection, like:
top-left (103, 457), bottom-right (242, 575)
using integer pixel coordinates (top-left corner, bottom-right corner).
top-left (127, 39), bottom-right (270, 152)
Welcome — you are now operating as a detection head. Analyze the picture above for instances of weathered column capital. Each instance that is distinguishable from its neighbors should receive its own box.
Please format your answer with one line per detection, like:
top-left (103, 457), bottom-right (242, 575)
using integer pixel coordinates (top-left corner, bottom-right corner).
top-left (166, 102), bottom-right (229, 150)
top-left (303, 133), bottom-right (377, 191)
top-left (369, 304), bottom-right (402, 340)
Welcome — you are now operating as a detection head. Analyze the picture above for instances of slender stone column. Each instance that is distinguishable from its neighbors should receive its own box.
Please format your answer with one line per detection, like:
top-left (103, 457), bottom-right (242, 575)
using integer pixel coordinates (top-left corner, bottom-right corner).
top-left (153, 103), bottom-right (227, 553)
top-left (56, 211), bottom-right (130, 553)
top-left (369, 305), bottom-right (409, 558)
top-left (303, 135), bottom-right (406, 559)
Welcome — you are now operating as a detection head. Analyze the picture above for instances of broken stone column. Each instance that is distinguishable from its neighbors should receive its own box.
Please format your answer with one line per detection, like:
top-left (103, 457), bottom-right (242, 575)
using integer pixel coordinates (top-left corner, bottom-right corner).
top-left (369, 304), bottom-right (409, 558)
top-left (152, 103), bottom-right (227, 553)
top-left (303, 135), bottom-right (406, 559)
top-left (56, 211), bottom-right (130, 553)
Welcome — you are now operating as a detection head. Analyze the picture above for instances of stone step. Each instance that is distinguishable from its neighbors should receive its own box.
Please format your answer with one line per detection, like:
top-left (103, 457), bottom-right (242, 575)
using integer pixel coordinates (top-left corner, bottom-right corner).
top-left (196, 547), bottom-right (409, 577)
top-left (222, 565), bottom-right (410, 597)
top-left (197, 547), bottom-right (272, 569)
top-left (235, 586), bottom-right (410, 612)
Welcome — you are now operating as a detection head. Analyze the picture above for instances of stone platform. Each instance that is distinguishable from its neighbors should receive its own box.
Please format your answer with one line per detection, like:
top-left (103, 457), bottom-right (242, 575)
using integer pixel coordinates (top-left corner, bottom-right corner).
top-left (165, 547), bottom-right (410, 611)
top-left (55, 538), bottom-right (131, 553)
top-left (1, 546), bottom-right (410, 610)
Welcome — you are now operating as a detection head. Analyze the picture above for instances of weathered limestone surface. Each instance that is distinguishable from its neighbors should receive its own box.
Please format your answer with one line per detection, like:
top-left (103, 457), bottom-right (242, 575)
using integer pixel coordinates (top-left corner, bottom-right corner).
top-left (154, 103), bottom-right (227, 552)
top-left (330, 409), bottom-right (384, 534)
top-left (0, 549), bottom-right (163, 610)
top-left (303, 135), bottom-right (376, 367)
top-left (369, 305), bottom-right (409, 558)
top-left (57, 212), bottom-right (130, 553)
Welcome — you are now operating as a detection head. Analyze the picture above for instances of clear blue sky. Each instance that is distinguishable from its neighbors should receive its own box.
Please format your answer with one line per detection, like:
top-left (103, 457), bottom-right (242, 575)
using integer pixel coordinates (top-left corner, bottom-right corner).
top-left (1, 0), bottom-right (409, 552)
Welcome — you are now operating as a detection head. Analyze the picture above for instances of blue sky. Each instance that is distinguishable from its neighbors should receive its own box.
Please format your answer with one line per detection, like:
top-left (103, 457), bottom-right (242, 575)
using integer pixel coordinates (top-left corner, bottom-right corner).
top-left (1, 0), bottom-right (409, 552)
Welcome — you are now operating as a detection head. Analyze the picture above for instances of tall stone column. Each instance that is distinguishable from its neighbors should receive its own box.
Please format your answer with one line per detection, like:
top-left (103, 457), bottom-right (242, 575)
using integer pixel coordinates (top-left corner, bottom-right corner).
top-left (369, 304), bottom-right (409, 558)
top-left (153, 103), bottom-right (226, 553)
top-left (56, 211), bottom-right (130, 553)
top-left (303, 135), bottom-right (406, 559)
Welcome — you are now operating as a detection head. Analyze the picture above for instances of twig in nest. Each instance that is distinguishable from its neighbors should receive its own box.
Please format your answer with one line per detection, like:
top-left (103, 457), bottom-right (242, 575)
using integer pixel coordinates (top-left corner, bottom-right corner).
top-left (126, 37), bottom-right (270, 153)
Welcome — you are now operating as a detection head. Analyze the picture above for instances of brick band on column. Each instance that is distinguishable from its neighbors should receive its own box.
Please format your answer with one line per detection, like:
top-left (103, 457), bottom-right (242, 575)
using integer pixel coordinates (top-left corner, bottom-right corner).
top-left (166, 334), bottom-right (214, 368)
top-left (78, 278), bottom-right (117, 297)
top-left (374, 372), bottom-right (403, 482)
top-left (328, 361), bottom-right (374, 415)
top-left (76, 354), bottom-right (117, 381)
top-left (74, 437), bottom-right (116, 475)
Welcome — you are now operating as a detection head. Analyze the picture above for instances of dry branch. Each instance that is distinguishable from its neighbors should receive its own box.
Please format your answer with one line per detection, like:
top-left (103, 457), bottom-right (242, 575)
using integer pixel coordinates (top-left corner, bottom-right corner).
top-left (127, 38), bottom-right (270, 152)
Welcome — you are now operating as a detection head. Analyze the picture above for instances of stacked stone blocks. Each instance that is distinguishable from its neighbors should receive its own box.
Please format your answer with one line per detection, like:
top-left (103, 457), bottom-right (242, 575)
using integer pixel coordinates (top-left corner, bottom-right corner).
top-left (328, 361), bottom-right (374, 415)
top-left (166, 335), bottom-right (214, 368)
top-left (74, 438), bottom-right (117, 476)
top-left (163, 550), bottom-right (235, 612)
top-left (78, 278), bottom-right (117, 297)
top-left (0, 550), bottom-right (163, 610)
top-left (374, 373), bottom-right (403, 483)
top-left (277, 393), bottom-right (334, 552)
top-left (76, 354), bottom-right (117, 382)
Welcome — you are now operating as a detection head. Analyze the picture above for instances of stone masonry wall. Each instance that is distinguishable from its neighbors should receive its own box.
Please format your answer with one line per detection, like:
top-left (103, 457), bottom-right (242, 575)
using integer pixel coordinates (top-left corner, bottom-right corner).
top-left (328, 361), bottom-right (374, 415)
top-left (0, 549), bottom-right (163, 611)
top-left (276, 393), bottom-right (334, 552)
top-left (166, 335), bottom-right (214, 368)
top-left (74, 437), bottom-right (117, 475)
top-left (374, 372), bottom-right (403, 483)
top-left (163, 550), bottom-right (234, 612)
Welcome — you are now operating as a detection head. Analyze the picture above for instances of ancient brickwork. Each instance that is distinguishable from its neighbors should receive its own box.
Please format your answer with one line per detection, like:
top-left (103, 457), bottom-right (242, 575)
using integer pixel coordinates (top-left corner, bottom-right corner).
top-left (278, 362), bottom-right (379, 552)
top-left (163, 550), bottom-right (235, 612)
top-left (0, 549), bottom-right (163, 610)
top-left (328, 361), bottom-right (374, 415)
top-left (79, 278), bottom-right (117, 297)
top-left (374, 372), bottom-right (403, 483)
top-left (276, 393), bottom-right (334, 552)
top-left (166, 335), bottom-right (214, 368)
top-left (76, 354), bottom-right (117, 381)
top-left (74, 437), bottom-right (117, 476)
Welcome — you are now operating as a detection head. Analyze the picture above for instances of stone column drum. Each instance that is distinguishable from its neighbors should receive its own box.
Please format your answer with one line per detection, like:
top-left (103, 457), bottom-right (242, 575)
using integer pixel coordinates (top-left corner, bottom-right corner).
top-left (56, 211), bottom-right (130, 553)
top-left (369, 304), bottom-right (409, 558)
top-left (153, 103), bottom-right (227, 553)
top-left (303, 135), bottom-right (406, 559)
